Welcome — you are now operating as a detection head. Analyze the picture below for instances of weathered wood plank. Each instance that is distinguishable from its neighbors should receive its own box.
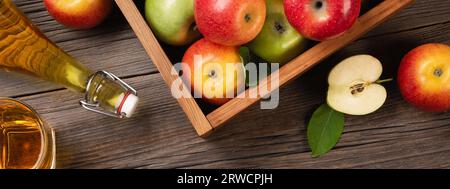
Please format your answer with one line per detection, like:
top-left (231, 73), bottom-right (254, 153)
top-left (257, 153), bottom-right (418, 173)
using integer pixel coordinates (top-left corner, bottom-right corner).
top-left (365, 0), bottom-right (450, 38)
top-left (2, 0), bottom-right (450, 97)
top-left (6, 0), bottom-right (450, 168)
top-left (17, 21), bottom-right (449, 168)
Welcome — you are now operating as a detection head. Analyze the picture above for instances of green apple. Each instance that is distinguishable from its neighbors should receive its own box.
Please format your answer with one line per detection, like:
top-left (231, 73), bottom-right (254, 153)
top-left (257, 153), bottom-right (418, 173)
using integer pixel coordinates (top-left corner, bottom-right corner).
top-left (145, 0), bottom-right (201, 45)
top-left (248, 0), bottom-right (309, 64)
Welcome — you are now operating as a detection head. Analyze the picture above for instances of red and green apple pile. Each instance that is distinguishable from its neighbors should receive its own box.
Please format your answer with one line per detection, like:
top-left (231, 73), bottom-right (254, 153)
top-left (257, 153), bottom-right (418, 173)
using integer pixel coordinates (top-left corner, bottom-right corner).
top-left (143, 0), bottom-right (448, 156)
top-left (144, 0), bottom-right (362, 105)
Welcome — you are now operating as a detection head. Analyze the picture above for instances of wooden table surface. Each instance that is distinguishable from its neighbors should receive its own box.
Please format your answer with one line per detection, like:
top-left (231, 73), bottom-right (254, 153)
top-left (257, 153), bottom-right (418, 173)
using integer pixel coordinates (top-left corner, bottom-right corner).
top-left (2, 0), bottom-right (449, 169)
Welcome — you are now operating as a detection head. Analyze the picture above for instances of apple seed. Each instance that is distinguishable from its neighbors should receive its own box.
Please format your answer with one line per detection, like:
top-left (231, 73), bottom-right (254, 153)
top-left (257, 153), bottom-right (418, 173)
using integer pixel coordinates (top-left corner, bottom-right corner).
top-left (351, 78), bottom-right (393, 95)
top-left (350, 83), bottom-right (366, 95)
top-left (350, 78), bottom-right (393, 95)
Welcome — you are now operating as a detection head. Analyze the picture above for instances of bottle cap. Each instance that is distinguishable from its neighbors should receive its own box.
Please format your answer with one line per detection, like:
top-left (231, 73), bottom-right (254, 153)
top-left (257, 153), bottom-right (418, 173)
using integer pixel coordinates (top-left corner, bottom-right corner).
top-left (81, 71), bottom-right (138, 118)
top-left (117, 92), bottom-right (139, 118)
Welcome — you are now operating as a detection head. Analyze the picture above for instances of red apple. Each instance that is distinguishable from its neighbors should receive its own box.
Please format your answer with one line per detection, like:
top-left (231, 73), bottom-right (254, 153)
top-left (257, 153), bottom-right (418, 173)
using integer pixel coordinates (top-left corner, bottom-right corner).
top-left (284, 0), bottom-right (361, 41)
top-left (398, 43), bottom-right (450, 112)
top-left (194, 0), bottom-right (266, 46)
top-left (44, 0), bottom-right (112, 29)
top-left (182, 39), bottom-right (246, 105)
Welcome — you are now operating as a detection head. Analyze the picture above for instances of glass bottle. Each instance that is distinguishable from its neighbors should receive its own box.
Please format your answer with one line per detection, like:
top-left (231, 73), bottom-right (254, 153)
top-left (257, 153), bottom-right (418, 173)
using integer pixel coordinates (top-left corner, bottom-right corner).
top-left (0, 0), bottom-right (138, 118)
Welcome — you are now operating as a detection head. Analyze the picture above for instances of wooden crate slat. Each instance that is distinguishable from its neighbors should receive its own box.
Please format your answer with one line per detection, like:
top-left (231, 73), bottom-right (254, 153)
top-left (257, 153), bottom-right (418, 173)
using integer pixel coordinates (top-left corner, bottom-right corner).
top-left (115, 0), bottom-right (414, 137)
top-left (115, 0), bottom-right (214, 137)
top-left (206, 0), bottom-right (414, 128)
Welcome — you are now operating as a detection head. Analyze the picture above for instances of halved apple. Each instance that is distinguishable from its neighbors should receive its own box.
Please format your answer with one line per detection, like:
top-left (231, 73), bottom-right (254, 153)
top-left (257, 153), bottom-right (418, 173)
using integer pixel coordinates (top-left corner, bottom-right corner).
top-left (327, 55), bottom-right (387, 115)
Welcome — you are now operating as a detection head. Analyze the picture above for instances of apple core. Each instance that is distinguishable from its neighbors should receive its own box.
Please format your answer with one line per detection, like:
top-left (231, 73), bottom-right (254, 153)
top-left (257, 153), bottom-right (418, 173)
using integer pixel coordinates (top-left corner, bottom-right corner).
top-left (350, 83), bottom-right (366, 95)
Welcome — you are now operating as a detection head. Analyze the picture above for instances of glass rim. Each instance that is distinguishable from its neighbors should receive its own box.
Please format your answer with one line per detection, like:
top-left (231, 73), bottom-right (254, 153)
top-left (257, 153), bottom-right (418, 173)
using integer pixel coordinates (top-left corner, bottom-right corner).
top-left (0, 97), bottom-right (54, 169)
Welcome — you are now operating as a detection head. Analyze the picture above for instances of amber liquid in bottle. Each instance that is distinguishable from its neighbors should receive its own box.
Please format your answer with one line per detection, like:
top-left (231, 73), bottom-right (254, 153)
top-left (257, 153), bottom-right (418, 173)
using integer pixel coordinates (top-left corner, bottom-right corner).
top-left (0, 0), bottom-right (91, 93)
top-left (0, 99), bottom-right (55, 169)
top-left (0, 0), bottom-right (137, 117)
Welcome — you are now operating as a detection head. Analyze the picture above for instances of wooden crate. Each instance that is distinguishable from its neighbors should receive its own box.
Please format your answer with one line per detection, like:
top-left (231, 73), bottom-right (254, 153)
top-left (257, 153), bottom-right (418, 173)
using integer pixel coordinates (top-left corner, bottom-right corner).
top-left (115, 0), bottom-right (414, 137)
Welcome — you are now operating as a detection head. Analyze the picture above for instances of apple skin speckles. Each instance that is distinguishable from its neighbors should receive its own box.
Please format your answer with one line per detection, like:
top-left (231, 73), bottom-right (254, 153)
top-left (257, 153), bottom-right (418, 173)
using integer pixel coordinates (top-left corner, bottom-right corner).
top-left (284, 0), bottom-right (361, 41)
top-left (398, 43), bottom-right (450, 112)
top-left (194, 0), bottom-right (266, 46)
top-left (182, 38), bottom-right (246, 105)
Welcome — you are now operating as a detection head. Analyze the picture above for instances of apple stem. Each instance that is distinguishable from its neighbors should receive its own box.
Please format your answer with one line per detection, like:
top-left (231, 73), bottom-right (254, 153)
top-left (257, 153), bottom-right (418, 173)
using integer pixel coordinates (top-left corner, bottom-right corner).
top-left (376, 78), bottom-right (393, 84)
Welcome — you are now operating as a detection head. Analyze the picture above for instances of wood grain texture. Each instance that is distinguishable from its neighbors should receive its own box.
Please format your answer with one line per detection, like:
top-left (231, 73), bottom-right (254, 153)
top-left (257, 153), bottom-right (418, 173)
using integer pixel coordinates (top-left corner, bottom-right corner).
top-left (1, 0), bottom-right (450, 168)
top-left (1, 0), bottom-right (156, 97)
top-left (3, 0), bottom-right (448, 95)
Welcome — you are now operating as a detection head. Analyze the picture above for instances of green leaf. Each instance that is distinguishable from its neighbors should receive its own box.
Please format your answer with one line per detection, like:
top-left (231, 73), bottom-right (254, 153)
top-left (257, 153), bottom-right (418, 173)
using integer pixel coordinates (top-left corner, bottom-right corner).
top-left (307, 104), bottom-right (345, 158)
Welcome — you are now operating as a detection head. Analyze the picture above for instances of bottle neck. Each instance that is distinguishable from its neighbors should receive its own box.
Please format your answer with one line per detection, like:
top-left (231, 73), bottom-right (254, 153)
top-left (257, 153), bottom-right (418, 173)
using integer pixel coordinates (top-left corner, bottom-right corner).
top-left (0, 1), bottom-right (138, 118)
top-left (0, 0), bottom-right (93, 93)
top-left (80, 71), bottom-right (138, 118)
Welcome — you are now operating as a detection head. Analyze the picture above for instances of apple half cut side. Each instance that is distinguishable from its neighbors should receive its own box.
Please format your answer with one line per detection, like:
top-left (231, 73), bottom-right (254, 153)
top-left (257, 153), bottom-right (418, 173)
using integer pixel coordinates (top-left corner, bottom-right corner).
top-left (327, 55), bottom-right (387, 115)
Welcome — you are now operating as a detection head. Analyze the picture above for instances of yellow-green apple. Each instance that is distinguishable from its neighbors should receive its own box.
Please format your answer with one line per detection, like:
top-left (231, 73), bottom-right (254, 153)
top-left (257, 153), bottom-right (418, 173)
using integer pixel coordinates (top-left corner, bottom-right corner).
top-left (248, 0), bottom-right (309, 64)
top-left (398, 43), bottom-right (450, 112)
top-left (327, 55), bottom-right (387, 115)
top-left (284, 0), bottom-right (361, 41)
top-left (182, 39), bottom-right (246, 105)
top-left (194, 0), bottom-right (266, 46)
top-left (145, 0), bottom-right (201, 45)
top-left (44, 0), bottom-right (112, 29)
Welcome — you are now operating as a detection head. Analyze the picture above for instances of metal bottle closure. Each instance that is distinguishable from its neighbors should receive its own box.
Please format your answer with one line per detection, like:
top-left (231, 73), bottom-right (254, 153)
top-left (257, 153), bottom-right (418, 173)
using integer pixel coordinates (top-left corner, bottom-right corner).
top-left (79, 71), bottom-right (137, 118)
